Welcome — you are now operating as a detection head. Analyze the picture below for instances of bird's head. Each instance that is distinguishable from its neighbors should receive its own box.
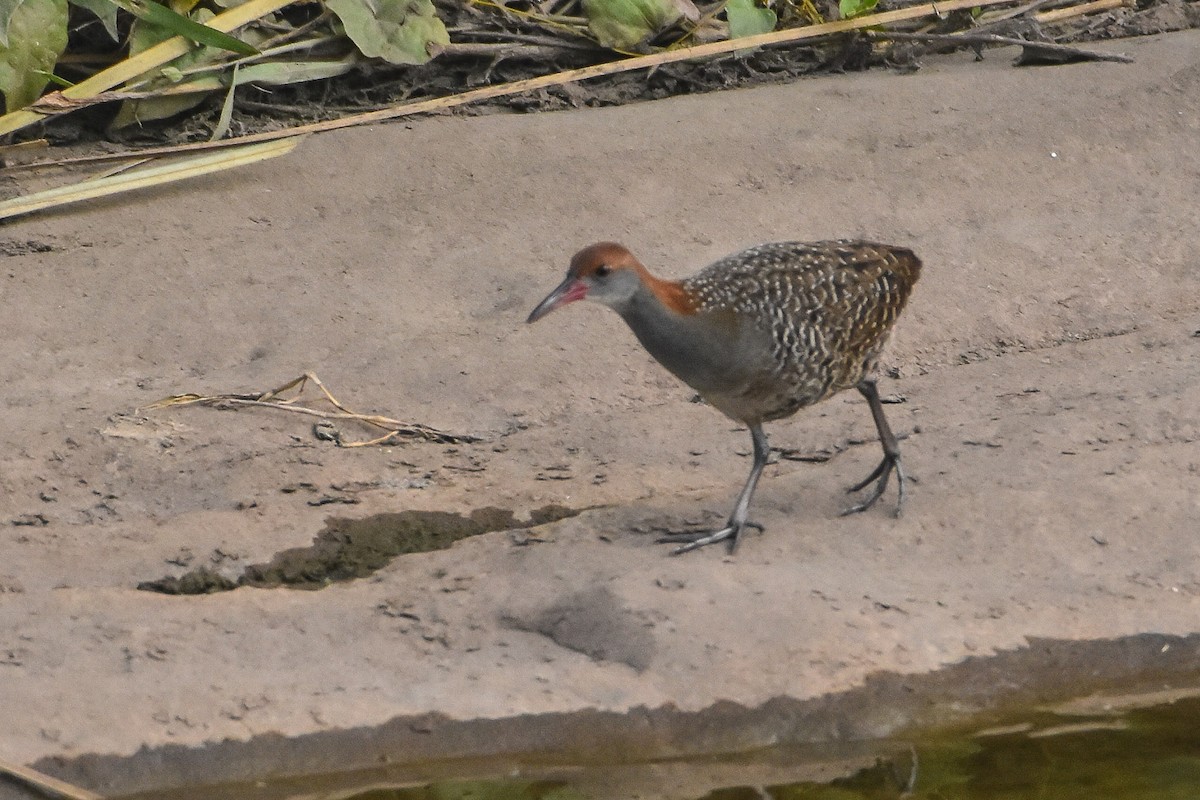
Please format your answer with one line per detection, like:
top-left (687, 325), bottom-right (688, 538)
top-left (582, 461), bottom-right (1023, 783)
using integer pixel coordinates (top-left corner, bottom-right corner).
top-left (526, 242), bottom-right (646, 323)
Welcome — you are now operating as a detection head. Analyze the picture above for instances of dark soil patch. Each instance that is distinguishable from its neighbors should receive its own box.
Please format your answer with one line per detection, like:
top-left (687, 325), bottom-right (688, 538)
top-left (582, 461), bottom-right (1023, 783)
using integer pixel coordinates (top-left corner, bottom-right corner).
top-left (0, 239), bottom-right (58, 255)
top-left (137, 504), bottom-right (579, 594)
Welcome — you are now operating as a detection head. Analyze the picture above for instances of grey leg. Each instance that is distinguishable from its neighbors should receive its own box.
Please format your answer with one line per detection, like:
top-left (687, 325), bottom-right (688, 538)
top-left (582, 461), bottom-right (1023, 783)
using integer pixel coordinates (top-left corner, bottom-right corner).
top-left (841, 379), bottom-right (906, 517)
top-left (659, 424), bottom-right (769, 555)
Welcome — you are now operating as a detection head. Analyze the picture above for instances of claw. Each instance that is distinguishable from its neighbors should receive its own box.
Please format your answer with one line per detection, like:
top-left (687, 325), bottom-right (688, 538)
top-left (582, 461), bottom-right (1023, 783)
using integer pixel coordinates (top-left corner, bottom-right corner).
top-left (657, 520), bottom-right (764, 555)
top-left (658, 424), bottom-right (770, 555)
top-left (841, 453), bottom-right (905, 517)
top-left (841, 378), bottom-right (908, 518)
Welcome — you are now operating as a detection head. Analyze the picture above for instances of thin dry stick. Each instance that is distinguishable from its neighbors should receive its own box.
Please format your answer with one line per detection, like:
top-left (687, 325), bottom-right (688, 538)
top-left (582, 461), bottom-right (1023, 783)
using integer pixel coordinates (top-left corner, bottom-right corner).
top-left (0, 138), bottom-right (48, 159)
top-left (869, 30), bottom-right (1134, 61)
top-left (441, 41), bottom-right (583, 59)
top-left (0, 757), bottom-right (104, 800)
top-left (448, 29), bottom-right (598, 49)
top-left (2, 0), bottom-right (1019, 173)
top-left (145, 372), bottom-right (479, 446)
top-left (913, 0), bottom-right (1124, 38)
top-left (1034, 0), bottom-right (1128, 23)
top-left (975, 0), bottom-right (1060, 25)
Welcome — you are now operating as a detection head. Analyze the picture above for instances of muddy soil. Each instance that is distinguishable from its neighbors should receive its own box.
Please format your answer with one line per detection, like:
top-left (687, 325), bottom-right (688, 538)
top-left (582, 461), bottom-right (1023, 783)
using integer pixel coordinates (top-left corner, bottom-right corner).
top-left (1, 26), bottom-right (1198, 798)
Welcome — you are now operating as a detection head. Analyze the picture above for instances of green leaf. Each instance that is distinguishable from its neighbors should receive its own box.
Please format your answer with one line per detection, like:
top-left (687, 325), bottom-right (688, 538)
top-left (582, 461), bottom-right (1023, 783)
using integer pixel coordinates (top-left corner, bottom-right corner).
top-left (0, 0), bottom-right (25, 47)
top-left (232, 58), bottom-right (356, 86)
top-left (110, 0), bottom-right (259, 55)
top-left (838, 0), bottom-right (877, 19)
top-left (326, 0), bottom-right (448, 66)
top-left (111, 8), bottom-right (218, 127)
top-left (110, 5), bottom-right (277, 128)
top-left (33, 67), bottom-right (72, 86)
top-left (112, 83), bottom-right (207, 127)
top-left (726, 0), bottom-right (775, 39)
top-left (210, 60), bottom-right (235, 139)
top-left (582, 0), bottom-right (692, 50)
top-left (0, 0), bottom-right (67, 112)
top-left (69, 0), bottom-right (119, 40)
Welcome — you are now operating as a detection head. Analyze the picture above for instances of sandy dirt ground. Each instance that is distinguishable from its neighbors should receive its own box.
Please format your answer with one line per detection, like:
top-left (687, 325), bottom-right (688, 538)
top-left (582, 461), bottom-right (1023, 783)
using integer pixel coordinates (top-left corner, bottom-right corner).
top-left (1, 27), bottom-right (1199, 795)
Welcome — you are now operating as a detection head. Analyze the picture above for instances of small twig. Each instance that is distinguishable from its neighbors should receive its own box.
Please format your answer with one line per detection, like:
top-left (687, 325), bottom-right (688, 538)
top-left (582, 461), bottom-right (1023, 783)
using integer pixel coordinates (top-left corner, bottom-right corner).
top-left (447, 29), bottom-right (600, 50)
top-left (468, 0), bottom-right (589, 34)
top-left (255, 9), bottom-right (333, 51)
top-left (0, 757), bottom-right (104, 800)
top-left (867, 30), bottom-right (1134, 62)
top-left (1034, 0), bottom-right (1129, 23)
top-left (0, 138), bottom-right (48, 160)
top-left (233, 99), bottom-right (354, 114)
top-left (539, 0), bottom-right (578, 14)
top-left (145, 372), bottom-right (479, 446)
top-left (441, 42), bottom-right (586, 60)
top-left (975, 0), bottom-right (1059, 25)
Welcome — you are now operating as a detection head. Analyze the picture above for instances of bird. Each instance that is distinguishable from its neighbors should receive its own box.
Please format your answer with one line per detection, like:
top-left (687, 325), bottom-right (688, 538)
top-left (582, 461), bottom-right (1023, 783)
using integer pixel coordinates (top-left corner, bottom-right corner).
top-left (526, 239), bottom-right (921, 555)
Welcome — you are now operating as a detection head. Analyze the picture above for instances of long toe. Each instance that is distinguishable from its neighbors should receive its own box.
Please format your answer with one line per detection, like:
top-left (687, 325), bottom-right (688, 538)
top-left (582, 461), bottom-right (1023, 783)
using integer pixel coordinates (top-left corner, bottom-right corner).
top-left (892, 459), bottom-right (907, 517)
top-left (840, 455), bottom-right (902, 516)
top-left (658, 520), bottom-right (761, 555)
top-left (659, 526), bottom-right (736, 555)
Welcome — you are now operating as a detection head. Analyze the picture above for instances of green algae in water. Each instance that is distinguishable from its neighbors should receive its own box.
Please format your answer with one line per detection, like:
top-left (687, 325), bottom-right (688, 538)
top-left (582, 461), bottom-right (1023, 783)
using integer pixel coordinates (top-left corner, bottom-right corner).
top-left (895, 700), bottom-right (1200, 800)
top-left (759, 698), bottom-right (1200, 799)
top-left (350, 781), bottom-right (583, 799)
top-left (339, 697), bottom-right (1200, 800)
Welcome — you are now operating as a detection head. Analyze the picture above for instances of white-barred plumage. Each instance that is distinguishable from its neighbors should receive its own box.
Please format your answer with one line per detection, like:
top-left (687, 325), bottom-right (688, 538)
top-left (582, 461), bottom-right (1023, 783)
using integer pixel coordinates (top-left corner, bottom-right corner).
top-left (527, 239), bottom-right (921, 555)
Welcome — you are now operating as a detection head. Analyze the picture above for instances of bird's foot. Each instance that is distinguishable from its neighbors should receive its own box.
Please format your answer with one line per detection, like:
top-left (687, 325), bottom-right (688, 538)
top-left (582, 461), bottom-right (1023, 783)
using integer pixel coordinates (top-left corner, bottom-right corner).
top-left (658, 520), bottom-right (764, 555)
top-left (841, 452), bottom-right (905, 517)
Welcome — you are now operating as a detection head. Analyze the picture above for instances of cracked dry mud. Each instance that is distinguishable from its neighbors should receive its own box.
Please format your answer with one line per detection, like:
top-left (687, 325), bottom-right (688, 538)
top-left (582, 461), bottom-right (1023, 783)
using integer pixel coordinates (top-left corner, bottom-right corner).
top-left (0, 28), bottom-right (1198, 797)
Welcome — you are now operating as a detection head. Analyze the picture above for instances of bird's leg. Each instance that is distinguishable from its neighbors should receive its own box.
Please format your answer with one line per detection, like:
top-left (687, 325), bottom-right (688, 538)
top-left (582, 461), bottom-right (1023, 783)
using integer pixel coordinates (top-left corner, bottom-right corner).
top-left (659, 424), bottom-right (769, 555)
top-left (841, 378), bottom-right (906, 517)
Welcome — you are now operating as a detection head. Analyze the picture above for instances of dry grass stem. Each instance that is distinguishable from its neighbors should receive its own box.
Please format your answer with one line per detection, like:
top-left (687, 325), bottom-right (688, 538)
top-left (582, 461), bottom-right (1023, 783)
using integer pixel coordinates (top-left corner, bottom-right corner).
top-left (870, 30), bottom-right (1134, 62)
top-left (0, 138), bottom-right (303, 221)
top-left (1034, 0), bottom-right (1130, 23)
top-left (145, 372), bottom-right (479, 446)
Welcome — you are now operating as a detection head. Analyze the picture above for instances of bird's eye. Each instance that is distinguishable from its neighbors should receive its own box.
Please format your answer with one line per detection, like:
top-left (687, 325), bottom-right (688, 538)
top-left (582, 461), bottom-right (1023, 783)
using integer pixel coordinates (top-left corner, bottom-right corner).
top-left (594, 264), bottom-right (611, 278)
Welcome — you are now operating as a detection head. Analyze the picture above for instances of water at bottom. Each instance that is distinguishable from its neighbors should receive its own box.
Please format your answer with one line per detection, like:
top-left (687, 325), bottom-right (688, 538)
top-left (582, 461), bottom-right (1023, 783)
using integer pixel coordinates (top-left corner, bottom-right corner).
top-left (343, 695), bottom-right (1200, 800)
